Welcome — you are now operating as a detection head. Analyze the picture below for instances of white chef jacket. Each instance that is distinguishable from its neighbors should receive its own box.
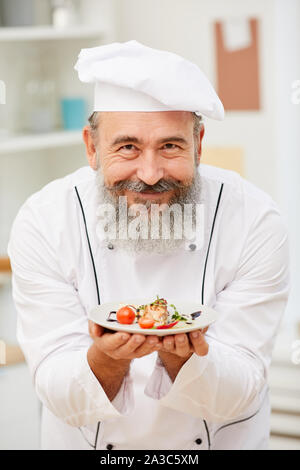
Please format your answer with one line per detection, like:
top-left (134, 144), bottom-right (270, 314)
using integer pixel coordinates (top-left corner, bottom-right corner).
top-left (7, 163), bottom-right (290, 450)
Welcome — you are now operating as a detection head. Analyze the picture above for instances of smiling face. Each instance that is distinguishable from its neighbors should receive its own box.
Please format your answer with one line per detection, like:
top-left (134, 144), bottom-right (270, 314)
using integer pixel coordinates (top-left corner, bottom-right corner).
top-left (83, 111), bottom-right (204, 207)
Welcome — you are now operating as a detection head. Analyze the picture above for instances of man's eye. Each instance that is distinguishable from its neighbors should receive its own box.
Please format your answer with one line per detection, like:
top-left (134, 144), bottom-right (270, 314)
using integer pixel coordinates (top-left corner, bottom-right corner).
top-left (120, 144), bottom-right (136, 151)
top-left (163, 143), bottom-right (179, 150)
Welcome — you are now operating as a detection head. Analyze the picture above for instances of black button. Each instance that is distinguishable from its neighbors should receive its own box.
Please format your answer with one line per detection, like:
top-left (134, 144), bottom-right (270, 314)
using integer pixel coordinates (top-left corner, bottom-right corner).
top-left (107, 243), bottom-right (114, 250)
top-left (189, 244), bottom-right (197, 251)
top-left (106, 443), bottom-right (114, 450)
top-left (195, 438), bottom-right (202, 445)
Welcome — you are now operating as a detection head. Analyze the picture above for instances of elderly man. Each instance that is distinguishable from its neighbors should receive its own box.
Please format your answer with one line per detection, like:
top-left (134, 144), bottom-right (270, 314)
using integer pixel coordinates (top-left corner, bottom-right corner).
top-left (8, 41), bottom-right (290, 450)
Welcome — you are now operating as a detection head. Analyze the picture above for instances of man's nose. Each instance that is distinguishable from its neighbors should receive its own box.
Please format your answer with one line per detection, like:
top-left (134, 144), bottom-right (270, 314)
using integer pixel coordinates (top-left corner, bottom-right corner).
top-left (136, 151), bottom-right (164, 186)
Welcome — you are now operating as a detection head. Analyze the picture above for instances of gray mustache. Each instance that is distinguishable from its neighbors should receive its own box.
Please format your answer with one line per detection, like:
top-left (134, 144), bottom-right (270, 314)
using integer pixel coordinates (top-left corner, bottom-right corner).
top-left (109, 179), bottom-right (187, 193)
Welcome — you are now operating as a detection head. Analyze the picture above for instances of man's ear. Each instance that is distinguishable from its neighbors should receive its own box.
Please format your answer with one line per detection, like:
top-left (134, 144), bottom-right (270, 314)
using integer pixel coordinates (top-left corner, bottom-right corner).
top-left (195, 125), bottom-right (205, 166)
top-left (83, 126), bottom-right (98, 170)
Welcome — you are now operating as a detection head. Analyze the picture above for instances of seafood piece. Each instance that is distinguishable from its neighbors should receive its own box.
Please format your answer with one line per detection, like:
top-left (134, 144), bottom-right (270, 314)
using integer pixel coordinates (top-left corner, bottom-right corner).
top-left (139, 298), bottom-right (168, 327)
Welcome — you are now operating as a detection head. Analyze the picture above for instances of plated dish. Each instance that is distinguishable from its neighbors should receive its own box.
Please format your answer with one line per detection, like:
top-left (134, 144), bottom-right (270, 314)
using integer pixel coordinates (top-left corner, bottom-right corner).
top-left (89, 296), bottom-right (218, 336)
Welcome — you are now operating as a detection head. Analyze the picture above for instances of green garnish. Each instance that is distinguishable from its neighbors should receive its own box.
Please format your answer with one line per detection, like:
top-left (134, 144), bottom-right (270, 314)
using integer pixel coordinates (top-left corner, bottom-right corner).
top-left (169, 303), bottom-right (188, 322)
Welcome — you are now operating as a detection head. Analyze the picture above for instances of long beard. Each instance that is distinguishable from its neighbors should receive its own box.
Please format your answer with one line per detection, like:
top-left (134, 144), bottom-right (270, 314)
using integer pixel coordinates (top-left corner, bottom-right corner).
top-left (95, 168), bottom-right (202, 255)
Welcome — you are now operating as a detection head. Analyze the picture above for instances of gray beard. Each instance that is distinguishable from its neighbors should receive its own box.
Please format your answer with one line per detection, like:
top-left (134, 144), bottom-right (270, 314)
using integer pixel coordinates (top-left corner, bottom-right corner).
top-left (95, 168), bottom-right (202, 255)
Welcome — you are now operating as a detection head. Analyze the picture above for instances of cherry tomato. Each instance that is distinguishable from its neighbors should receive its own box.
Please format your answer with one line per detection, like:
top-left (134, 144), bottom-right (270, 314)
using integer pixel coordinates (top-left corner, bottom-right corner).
top-left (138, 318), bottom-right (155, 329)
top-left (116, 306), bottom-right (136, 325)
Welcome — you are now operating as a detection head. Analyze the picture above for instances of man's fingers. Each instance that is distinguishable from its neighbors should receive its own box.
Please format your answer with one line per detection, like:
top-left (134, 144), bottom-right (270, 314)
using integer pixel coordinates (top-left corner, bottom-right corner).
top-left (189, 331), bottom-right (209, 356)
top-left (92, 328), bottom-right (206, 360)
top-left (88, 320), bottom-right (104, 339)
top-left (111, 334), bottom-right (160, 358)
top-left (93, 330), bottom-right (163, 360)
top-left (132, 335), bottom-right (162, 357)
top-left (162, 335), bottom-right (175, 352)
top-left (103, 333), bottom-right (163, 359)
top-left (101, 331), bottom-right (131, 352)
top-left (174, 333), bottom-right (191, 357)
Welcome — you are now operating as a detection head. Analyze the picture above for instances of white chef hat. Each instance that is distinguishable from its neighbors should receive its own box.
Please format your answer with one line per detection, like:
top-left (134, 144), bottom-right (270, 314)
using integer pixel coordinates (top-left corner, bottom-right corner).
top-left (74, 40), bottom-right (224, 120)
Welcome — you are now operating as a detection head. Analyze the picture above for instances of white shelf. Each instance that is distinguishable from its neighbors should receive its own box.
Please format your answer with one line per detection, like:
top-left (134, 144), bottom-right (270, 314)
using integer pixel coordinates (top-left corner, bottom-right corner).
top-left (269, 435), bottom-right (300, 451)
top-left (271, 413), bottom-right (300, 439)
top-left (0, 25), bottom-right (104, 42)
top-left (0, 130), bottom-right (83, 154)
top-left (0, 273), bottom-right (11, 286)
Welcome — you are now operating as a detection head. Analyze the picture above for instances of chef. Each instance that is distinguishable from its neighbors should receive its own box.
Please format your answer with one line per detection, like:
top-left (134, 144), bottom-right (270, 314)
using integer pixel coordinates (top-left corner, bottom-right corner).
top-left (8, 40), bottom-right (290, 450)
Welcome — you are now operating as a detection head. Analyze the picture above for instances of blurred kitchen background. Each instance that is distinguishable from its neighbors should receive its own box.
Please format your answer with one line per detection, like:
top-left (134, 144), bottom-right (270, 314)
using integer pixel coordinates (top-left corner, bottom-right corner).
top-left (0, 0), bottom-right (299, 450)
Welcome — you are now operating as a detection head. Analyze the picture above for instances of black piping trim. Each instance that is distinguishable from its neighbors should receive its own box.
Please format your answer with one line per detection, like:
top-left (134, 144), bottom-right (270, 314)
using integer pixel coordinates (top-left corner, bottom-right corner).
top-left (79, 422), bottom-right (101, 450)
top-left (213, 408), bottom-right (261, 438)
top-left (78, 427), bottom-right (93, 448)
top-left (74, 186), bottom-right (101, 305)
top-left (201, 182), bottom-right (224, 450)
top-left (203, 420), bottom-right (211, 450)
top-left (75, 186), bottom-right (101, 449)
top-left (75, 182), bottom-right (225, 451)
top-left (201, 183), bottom-right (224, 305)
top-left (94, 421), bottom-right (101, 449)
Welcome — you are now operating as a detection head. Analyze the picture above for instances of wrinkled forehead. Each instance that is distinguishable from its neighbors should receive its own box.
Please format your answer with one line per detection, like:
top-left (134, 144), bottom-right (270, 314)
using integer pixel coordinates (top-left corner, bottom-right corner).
top-left (97, 111), bottom-right (195, 142)
top-left (99, 110), bottom-right (194, 129)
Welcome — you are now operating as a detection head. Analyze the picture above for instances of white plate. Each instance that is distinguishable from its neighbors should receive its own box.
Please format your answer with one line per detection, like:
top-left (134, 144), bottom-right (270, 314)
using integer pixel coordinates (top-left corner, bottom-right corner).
top-left (89, 299), bottom-right (218, 336)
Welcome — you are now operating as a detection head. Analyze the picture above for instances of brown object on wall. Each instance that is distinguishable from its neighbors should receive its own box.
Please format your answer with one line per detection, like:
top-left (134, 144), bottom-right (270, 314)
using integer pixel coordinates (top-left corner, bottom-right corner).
top-left (2, 345), bottom-right (25, 367)
top-left (0, 257), bottom-right (11, 272)
top-left (215, 18), bottom-right (260, 110)
top-left (202, 147), bottom-right (244, 177)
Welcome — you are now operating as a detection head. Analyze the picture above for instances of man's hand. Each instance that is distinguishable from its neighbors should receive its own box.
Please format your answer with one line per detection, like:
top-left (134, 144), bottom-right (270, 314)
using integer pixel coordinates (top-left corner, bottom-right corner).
top-left (158, 328), bottom-right (209, 382)
top-left (88, 320), bottom-right (163, 361)
top-left (160, 328), bottom-right (209, 357)
top-left (87, 321), bottom-right (208, 396)
top-left (87, 321), bottom-right (162, 401)
top-left (88, 322), bottom-right (208, 360)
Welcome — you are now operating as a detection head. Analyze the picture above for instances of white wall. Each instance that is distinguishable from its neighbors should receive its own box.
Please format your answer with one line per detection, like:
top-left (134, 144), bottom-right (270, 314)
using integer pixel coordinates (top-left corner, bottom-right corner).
top-left (0, 0), bottom-right (117, 450)
top-left (0, 283), bottom-right (40, 450)
top-left (114, 0), bottom-right (300, 333)
top-left (0, 1), bottom-right (118, 255)
top-left (80, 0), bottom-right (118, 41)
top-left (114, 0), bottom-right (278, 199)
top-left (274, 0), bottom-right (300, 333)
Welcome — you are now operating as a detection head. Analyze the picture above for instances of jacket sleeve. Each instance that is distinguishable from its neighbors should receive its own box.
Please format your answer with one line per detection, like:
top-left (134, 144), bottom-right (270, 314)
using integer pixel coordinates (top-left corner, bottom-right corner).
top-left (153, 201), bottom-right (291, 423)
top-left (7, 201), bottom-right (134, 427)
